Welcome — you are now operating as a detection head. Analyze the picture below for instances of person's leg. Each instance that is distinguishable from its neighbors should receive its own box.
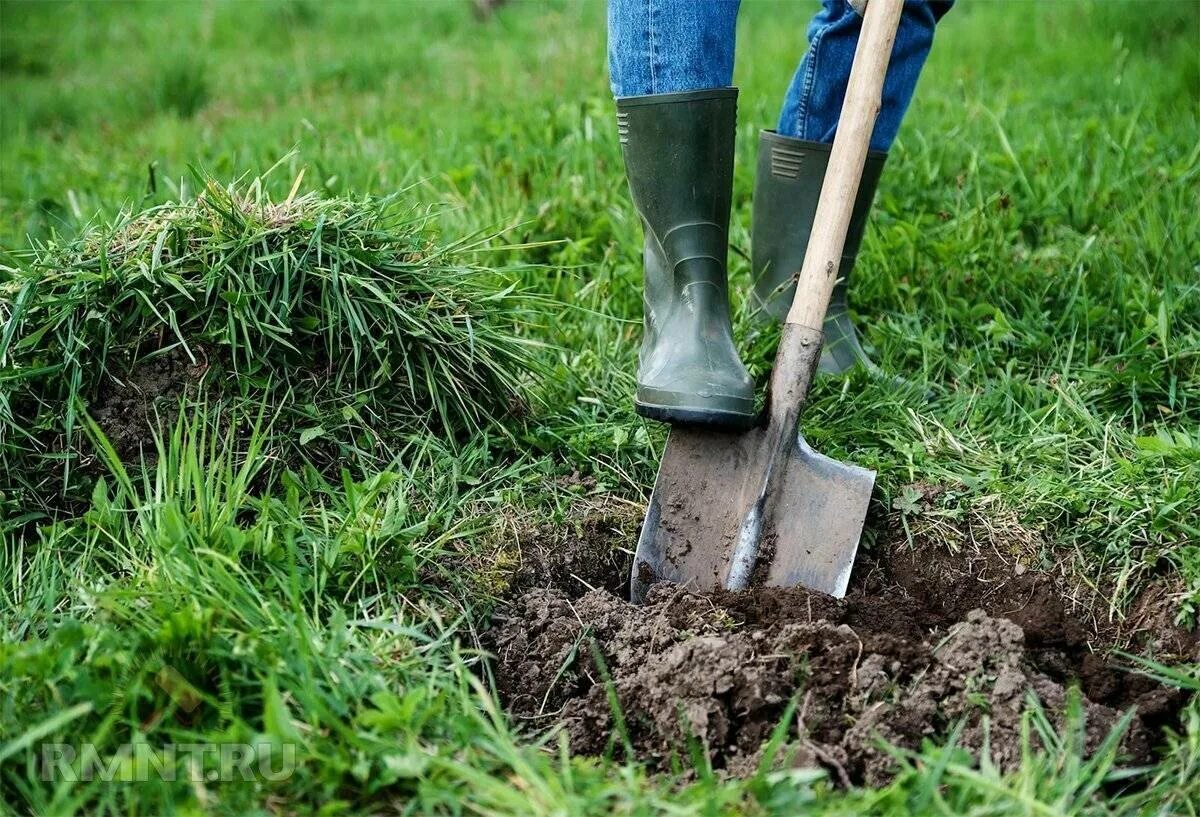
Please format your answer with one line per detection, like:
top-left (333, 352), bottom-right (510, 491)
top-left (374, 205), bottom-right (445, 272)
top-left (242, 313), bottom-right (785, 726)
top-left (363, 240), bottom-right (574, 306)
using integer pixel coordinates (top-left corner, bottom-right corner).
top-left (608, 1), bottom-right (755, 427)
top-left (779, 0), bottom-right (952, 150)
top-left (753, 0), bottom-right (951, 376)
top-left (608, 0), bottom-right (740, 97)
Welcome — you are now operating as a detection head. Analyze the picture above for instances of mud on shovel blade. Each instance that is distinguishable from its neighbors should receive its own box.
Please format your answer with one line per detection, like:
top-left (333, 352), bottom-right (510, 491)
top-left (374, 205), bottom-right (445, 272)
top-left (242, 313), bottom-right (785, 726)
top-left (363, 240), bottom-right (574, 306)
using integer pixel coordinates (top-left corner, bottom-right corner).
top-left (629, 0), bottom-right (901, 602)
top-left (632, 430), bottom-right (874, 599)
top-left (630, 330), bottom-right (875, 602)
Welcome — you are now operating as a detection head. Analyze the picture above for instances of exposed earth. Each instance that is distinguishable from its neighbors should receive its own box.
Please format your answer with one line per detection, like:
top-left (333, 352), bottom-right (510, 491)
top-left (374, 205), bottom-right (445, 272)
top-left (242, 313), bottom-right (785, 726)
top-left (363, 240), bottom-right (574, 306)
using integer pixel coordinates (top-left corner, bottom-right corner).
top-left (487, 505), bottom-right (1195, 785)
top-left (90, 344), bottom-right (211, 461)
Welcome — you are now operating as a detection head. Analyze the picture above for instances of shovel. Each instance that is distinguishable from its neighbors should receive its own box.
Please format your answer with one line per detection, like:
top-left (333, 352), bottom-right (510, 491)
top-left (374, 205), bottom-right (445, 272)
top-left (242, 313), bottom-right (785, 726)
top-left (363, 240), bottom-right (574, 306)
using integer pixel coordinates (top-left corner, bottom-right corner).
top-left (631, 0), bottom-right (904, 602)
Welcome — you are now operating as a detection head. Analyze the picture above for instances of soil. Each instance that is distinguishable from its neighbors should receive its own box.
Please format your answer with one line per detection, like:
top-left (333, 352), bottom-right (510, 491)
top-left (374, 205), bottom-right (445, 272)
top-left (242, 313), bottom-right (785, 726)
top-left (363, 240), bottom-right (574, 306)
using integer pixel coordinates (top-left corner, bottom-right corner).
top-left (504, 494), bottom-right (639, 600)
top-left (486, 503), bottom-right (1195, 785)
top-left (89, 345), bottom-right (212, 461)
top-left (1120, 578), bottom-right (1200, 661)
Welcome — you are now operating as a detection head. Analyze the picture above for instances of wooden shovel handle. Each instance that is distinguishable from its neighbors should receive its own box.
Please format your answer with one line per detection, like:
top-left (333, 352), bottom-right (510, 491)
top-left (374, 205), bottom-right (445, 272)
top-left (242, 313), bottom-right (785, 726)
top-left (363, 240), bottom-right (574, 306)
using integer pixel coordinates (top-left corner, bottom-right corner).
top-left (784, 0), bottom-right (904, 329)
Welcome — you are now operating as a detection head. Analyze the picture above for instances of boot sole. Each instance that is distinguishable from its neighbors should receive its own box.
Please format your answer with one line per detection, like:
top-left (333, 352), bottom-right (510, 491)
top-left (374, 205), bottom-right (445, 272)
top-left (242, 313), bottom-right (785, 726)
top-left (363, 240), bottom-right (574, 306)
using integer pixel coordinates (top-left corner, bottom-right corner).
top-left (635, 400), bottom-right (757, 430)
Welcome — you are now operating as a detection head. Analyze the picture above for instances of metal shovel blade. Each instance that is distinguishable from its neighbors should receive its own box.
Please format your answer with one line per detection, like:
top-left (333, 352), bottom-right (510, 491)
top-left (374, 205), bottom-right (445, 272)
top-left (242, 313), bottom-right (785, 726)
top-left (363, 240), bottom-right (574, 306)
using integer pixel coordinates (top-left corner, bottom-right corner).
top-left (631, 423), bottom-right (874, 602)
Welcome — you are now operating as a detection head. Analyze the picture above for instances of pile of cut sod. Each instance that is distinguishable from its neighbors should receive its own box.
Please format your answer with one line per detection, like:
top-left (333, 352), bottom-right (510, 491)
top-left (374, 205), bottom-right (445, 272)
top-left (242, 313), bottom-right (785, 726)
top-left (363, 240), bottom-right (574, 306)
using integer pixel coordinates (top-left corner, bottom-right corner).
top-left (0, 172), bottom-right (547, 521)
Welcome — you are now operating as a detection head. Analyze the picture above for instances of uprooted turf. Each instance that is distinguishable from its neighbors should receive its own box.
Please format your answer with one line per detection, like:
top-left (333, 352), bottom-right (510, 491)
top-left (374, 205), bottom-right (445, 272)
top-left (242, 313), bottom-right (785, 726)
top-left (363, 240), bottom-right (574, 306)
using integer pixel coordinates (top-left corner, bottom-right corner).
top-left (1, 174), bottom-right (546, 516)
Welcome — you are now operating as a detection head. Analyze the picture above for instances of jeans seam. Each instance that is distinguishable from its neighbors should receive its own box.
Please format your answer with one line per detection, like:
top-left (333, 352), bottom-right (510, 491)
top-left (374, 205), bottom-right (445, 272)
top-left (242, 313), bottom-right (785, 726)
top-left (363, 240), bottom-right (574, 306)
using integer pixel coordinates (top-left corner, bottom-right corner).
top-left (647, 0), bottom-right (658, 94)
top-left (797, 23), bottom-right (828, 139)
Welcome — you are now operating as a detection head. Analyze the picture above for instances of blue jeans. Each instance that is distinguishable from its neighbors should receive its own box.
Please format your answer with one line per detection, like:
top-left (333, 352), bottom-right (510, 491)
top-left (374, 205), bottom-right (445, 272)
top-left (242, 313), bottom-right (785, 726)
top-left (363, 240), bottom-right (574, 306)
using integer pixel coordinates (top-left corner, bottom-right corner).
top-left (608, 0), bottom-right (951, 151)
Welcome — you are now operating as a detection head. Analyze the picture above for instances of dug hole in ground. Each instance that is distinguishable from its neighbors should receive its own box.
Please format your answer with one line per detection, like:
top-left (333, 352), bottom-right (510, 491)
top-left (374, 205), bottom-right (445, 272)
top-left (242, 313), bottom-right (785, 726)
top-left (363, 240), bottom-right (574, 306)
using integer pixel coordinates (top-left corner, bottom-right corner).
top-left (485, 496), bottom-right (1198, 786)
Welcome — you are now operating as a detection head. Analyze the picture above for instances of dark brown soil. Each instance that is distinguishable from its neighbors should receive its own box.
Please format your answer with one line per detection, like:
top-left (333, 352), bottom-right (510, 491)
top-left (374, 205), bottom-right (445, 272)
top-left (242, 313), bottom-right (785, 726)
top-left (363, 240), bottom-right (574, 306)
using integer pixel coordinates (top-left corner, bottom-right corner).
top-left (504, 496), bottom-right (638, 599)
top-left (90, 345), bottom-right (211, 461)
top-left (486, 504), bottom-right (1194, 785)
top-left (1120, 578), bottom-right (1200, 661)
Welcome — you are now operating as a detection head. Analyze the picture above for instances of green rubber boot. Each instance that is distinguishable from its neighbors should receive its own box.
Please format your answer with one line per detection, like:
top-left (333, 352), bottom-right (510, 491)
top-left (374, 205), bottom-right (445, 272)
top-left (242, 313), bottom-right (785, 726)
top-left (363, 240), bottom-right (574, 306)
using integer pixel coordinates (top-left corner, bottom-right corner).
top-left (617, 89), bottom-right (755, 428)
top-left (751, 130), bottom-right (887, 375)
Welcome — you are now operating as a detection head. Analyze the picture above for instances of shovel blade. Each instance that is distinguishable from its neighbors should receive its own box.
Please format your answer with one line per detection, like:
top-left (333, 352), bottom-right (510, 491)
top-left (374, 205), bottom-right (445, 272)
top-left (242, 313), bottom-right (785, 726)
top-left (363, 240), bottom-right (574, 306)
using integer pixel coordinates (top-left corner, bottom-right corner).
top-left (631, 425), bottom-right (874, 602)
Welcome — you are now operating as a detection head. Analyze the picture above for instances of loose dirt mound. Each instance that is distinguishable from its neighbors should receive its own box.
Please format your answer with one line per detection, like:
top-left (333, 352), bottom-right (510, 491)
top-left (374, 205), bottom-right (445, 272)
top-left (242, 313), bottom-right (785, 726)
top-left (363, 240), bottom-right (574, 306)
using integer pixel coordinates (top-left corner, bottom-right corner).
top-left (487, 506), bottom-right (1192, 785)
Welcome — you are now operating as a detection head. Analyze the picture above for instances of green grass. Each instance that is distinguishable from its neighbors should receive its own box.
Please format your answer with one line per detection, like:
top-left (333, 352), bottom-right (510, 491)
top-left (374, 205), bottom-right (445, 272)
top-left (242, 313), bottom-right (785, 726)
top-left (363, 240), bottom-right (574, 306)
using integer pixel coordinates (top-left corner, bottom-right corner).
top-left (1, 166), bottom-right (548, 519)
top-left (2, 0), bottom-right (1199, 814)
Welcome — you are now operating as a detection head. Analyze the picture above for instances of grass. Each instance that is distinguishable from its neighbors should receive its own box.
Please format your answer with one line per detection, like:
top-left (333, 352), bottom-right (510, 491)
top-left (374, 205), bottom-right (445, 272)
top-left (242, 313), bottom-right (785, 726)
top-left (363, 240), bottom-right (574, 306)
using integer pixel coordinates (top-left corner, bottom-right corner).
top-left (1, 0), bottom-right (1199, 814)
top-left (1, 166), bottom-right (548, 518)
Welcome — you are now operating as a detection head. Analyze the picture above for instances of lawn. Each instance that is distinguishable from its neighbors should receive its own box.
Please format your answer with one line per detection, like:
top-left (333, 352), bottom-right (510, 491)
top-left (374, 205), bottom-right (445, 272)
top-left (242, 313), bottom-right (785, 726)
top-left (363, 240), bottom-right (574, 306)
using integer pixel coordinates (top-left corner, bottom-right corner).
top-left (1, 0), bottom-right (1198, 814)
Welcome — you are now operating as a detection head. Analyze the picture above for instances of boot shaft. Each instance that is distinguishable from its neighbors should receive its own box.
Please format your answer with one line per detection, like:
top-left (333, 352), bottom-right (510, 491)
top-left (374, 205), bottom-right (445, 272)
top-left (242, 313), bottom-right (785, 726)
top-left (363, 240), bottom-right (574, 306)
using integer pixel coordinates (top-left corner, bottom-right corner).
top-left (751, 131), bottom-right (886, 321)
top-left (616, 88), bottom-right (737, 277)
